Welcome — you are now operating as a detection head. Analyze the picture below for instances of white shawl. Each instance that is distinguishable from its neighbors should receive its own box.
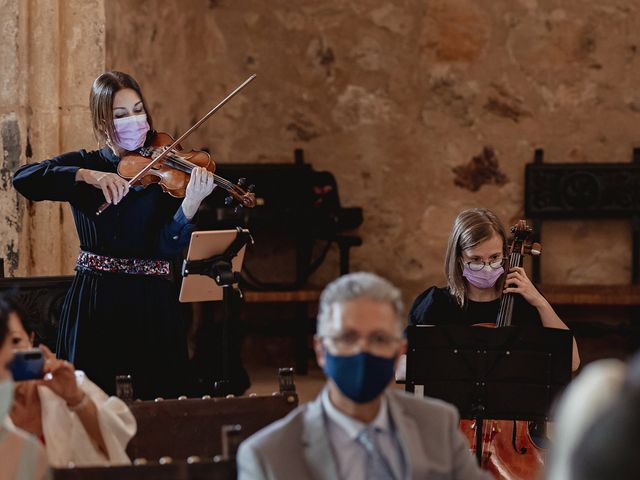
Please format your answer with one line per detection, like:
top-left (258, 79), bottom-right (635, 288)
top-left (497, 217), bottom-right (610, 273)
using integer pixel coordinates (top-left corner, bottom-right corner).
top-left (37, 371), bottom-right (136, 468)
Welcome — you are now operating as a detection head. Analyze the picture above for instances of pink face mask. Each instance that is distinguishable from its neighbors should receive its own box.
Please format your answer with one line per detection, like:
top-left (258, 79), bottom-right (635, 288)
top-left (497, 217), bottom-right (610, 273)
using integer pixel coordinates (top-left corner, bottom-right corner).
top-left (113, 114), bottom-right (149, 151)
top-left (462, 264), bottom-right (504, 289)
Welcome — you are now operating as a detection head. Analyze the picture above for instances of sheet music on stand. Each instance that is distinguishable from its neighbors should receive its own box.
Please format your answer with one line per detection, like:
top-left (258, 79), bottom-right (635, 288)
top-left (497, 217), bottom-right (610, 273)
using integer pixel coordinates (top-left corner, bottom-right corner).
top-left (406, 325), bottom-right (572, 420)
top-left (405, 325), bottom-right (572, 465)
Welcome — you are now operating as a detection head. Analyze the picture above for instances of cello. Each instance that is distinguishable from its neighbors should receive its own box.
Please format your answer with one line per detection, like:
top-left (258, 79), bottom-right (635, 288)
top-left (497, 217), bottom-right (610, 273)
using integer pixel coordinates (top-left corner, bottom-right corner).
top-left (459, 220), bottom-right (546, 479)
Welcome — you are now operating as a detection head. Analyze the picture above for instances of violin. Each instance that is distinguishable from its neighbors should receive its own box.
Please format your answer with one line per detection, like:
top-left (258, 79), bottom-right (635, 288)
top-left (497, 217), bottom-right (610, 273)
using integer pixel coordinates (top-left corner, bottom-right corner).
top-left (97, 74), bottom-right (257, 215)
top-left (117, 131), bottom-right (256, 207)
top-left (460, 220), bottom-right (545, 479)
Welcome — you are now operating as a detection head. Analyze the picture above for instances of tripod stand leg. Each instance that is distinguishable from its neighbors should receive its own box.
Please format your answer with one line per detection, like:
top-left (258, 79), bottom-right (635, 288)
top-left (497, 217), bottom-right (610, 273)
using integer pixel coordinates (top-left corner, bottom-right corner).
top-left (215, 285), bottom-right (235, 397)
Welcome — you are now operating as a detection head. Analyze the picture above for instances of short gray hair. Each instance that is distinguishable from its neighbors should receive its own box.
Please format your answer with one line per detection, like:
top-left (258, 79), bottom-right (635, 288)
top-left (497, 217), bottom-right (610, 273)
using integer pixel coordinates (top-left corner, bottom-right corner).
top-left (317, 272), bottom-right (404, 337)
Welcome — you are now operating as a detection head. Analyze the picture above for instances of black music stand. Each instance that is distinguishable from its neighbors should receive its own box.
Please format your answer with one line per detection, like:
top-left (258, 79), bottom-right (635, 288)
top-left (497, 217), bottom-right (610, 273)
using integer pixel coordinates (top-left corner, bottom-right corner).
top-left (181, 228), bottom-right (252, 396)
top-left (405, 325), bottom-right (572, 465)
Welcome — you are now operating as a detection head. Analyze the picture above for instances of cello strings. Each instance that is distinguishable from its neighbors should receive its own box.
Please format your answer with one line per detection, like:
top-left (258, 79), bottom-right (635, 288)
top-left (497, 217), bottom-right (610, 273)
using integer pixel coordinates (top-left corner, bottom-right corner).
top-left (503, 253), bottom-right (518, 327)
top-left (497, 256), bottom-right (508, 327)
top-left (506, 252), bottom-right (520, 326)
top-left (151, 146), bottom-right (235, 190)
top-left (481, 243), bottom-right (527, 462)
top-left (497, 252), bottom-right (520, 327)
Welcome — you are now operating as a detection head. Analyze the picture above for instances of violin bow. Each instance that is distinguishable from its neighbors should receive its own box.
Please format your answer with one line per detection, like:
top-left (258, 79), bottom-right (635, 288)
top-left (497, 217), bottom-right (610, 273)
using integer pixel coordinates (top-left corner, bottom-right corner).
top-left (96, 73), bottom-right (257, 215)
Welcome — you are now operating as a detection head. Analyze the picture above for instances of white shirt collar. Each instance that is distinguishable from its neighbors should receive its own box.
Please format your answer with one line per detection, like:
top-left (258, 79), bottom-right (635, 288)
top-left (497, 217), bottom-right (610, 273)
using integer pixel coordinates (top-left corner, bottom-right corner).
top-left (321, 387), bottom-right (391, 440)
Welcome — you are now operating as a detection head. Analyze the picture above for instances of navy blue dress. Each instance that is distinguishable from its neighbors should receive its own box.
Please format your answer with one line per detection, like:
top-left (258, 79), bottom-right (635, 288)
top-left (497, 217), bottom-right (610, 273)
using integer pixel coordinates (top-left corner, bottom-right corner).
top-left (13, 146), bottom-right (194, 399)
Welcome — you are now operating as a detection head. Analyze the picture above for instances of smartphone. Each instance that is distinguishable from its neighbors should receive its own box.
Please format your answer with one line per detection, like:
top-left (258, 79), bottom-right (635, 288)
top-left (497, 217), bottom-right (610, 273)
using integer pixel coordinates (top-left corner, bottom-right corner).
top-left (10, 348), bottom-right (45, 381)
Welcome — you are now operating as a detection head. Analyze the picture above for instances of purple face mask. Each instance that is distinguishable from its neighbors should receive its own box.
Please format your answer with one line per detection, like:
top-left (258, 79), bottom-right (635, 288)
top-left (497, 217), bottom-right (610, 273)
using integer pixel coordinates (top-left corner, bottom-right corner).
top-left (113, 114), bottom-right (149, 151)
top-left (462, 264), bottom-right (504, 289)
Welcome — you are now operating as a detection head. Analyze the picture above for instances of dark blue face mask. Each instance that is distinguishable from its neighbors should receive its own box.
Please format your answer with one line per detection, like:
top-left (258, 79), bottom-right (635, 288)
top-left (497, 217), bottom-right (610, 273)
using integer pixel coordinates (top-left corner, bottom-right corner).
top-left (323, 350), bottom-right (396, 404)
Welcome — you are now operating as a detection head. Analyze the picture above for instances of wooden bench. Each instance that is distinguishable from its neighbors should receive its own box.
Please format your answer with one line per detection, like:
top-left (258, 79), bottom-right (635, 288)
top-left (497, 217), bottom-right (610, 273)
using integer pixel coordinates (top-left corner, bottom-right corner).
top-left (202, 151), bottom-right (362, 374)
top-left (51, 377), bottom-right (298, 479)
top-left (539, 284), bottom-right (640, 306)
top-left (525, 149), bottom-right (640, 360)
top-left (525, 148), bottom-right (640, 305)
top-left (243, 289), bottom-right (322, 375)
top-left (53, 388), bottom-right (298, 479)
top-left (243, 290), bottom-right (322, 303)
top-left (0, 275), bottom-right (71, 351)
top-left (126, 391), bottom-right (298, 461)
top-left (54, 460), bottom-right (233, 480)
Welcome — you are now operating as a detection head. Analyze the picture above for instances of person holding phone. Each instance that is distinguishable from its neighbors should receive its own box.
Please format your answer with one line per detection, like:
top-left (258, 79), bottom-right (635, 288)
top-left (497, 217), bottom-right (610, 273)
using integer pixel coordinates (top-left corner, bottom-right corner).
top-left (0, 299), bottom-right (50, 480)
top-left (6, 295), bottom-right (136, 467)
top-left (12, 71), bottom-right (217, 399)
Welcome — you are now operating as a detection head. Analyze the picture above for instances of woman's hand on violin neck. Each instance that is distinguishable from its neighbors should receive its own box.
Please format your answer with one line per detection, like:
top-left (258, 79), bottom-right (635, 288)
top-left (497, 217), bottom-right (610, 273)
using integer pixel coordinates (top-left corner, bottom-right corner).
top-left (186, 167), bottom-right (216, 201)
top-left (503, 266), bottom-right (547, 309)
top-left (77, 168), bottom-right (129, 205)
top-left (183, 167), bottom-right (216, 218)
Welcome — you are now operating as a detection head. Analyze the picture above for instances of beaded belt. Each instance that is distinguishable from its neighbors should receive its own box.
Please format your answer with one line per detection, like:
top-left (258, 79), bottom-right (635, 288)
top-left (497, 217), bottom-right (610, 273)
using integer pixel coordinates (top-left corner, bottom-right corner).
top-left (76, 251), bottom-right (171, 276)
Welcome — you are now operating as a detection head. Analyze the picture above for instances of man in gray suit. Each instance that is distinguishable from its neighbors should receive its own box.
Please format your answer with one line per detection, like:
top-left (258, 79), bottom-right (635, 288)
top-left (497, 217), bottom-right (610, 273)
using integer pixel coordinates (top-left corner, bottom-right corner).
top-left (237, 272), bottom-right (491, 480)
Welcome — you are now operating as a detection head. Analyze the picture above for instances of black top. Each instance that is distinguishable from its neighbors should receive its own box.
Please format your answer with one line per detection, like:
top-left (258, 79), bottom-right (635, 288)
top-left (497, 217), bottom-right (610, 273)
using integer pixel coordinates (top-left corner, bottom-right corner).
top-left (13, 146), bottom-right (194, 259)
top-left (408, 286), bottom-right (543, 327)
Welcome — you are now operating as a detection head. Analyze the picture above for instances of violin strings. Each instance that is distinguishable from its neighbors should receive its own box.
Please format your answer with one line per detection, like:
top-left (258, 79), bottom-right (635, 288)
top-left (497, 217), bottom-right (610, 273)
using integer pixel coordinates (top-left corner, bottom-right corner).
top-left (172, 156), bottom-right (238, 191)
top-left (155, 148), bottom-right (242, 193)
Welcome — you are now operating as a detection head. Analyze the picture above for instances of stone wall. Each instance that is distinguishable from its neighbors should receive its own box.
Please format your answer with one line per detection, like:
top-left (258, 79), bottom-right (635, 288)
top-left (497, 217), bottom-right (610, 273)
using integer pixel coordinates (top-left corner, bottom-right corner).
top-left (104, 0), bottom-right (640, 302)
top-left (0, 0), bottom-right (25, 277)
top-left (0, 0), bottom-right (105, 277)
top-left (3, 0), bottom-right (639, 304)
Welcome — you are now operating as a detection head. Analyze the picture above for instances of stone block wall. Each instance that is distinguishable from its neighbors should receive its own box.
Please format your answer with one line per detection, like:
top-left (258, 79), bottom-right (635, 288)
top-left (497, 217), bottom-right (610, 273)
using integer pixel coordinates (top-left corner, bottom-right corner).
top-left (104, 0), bottom-right (640, 303)
top-left (0, 0), bottom-right (105, 277)
top-left (3, 0), bottom-right (639, 308)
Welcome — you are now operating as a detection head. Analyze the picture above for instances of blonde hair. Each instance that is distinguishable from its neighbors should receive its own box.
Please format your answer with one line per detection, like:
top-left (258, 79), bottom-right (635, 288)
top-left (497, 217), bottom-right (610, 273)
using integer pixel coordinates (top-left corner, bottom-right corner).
top-left (444, 208), bottom-right (507, 307)
top-left (89, 71), bottom-right (153, 146)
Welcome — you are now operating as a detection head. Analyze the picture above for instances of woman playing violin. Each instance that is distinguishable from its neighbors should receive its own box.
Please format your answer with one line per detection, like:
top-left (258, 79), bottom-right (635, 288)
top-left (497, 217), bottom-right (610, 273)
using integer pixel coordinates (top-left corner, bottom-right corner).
top-left (409, 208), bottom-right (580, 370)
top-left (12, 71), bottom-right (216, 399)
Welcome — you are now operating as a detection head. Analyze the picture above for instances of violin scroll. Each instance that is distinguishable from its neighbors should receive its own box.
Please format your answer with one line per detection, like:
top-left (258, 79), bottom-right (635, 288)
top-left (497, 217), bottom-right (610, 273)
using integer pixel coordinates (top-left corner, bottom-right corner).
top-left (227, 178), bottom-right (256, 209)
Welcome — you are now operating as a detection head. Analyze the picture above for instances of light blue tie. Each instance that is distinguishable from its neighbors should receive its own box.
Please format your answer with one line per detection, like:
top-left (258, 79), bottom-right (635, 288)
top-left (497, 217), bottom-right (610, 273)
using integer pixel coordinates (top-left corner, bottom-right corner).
top-left (357, 425), bottom-right (396, 480)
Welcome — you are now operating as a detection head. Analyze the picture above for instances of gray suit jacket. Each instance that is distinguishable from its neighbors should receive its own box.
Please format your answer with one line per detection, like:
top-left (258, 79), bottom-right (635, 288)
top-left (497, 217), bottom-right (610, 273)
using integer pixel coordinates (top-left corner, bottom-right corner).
top-left (237, 389), bottom-right (492, 480)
